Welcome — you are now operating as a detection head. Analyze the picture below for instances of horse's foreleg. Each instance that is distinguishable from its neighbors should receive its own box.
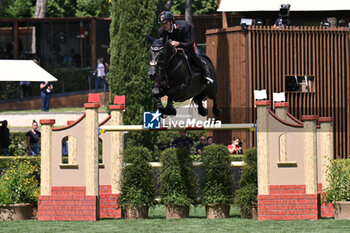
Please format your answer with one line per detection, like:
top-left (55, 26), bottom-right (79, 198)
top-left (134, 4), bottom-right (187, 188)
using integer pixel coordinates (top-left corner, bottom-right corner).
top-left (212, 98), bottom-right (222, 117)
top-left (165, 97), bottom-right (176, 115)
top-left (194, 95), bottom-right (208, 117)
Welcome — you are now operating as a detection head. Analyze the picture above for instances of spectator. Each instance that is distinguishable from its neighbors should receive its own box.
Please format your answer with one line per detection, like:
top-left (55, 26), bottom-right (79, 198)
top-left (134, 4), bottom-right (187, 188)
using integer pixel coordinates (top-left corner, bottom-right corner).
top-left (228, 136), bottom-right (243, 155)
top-left (26, 120), bottom-right (41, 156)
top-left (40, 81), bottom-right (53, 112)
top-left (207, 136), bottom-right (215, 146)
top-left (0, 120), bottom-right (11, 156)
top-left (20, 81), bottom-right (32, 98)
top-left (171, 130), bottom-right (193, 151)
top-left (196, 136), bottom-right (206, 155)
top-left (95, 57), bottom-right (108, 90)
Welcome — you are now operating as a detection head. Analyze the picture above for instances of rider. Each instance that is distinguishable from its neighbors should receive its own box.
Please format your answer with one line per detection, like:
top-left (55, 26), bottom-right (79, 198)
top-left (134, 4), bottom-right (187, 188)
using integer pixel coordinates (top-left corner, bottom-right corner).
top-left (158, 11), bottom-right (212, 85)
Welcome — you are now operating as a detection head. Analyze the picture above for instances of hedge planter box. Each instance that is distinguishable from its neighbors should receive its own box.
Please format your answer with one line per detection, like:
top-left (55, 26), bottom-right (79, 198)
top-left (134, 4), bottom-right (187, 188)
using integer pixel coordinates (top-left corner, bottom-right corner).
top-left (124, 206), bottom-right (149, 219)
top-left (334, 202), bottom-right (350, 220)
top-left (0, 203), bottom-right (34, 221)
top-left (206, 204), bottom-right (230, 219)
top-left (165, 205), bottom-right (189, 219)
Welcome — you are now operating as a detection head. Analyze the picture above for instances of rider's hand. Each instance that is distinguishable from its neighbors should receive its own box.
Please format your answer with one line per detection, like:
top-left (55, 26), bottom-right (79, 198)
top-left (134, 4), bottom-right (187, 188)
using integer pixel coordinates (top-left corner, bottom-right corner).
top-left (171, 41), bottom-right (179, 47)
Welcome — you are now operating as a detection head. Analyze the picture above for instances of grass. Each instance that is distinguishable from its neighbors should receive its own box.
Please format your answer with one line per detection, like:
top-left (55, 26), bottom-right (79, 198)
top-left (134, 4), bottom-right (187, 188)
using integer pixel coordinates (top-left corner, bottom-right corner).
top-left (0, 206), bottom-right (350, 233)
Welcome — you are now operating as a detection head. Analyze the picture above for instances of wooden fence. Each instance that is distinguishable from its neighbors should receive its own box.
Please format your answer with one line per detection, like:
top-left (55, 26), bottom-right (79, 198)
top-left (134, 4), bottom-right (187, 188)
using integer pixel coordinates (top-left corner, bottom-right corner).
top-left (206, 26), bottom-right (350, 158)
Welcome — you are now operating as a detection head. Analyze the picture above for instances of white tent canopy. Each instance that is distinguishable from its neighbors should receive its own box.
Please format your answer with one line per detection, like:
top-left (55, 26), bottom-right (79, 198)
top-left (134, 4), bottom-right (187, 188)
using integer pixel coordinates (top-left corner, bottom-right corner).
top-left (0, 60), bottom-right (57, 82)
top-left (218, 0), bottom-right (350, 12)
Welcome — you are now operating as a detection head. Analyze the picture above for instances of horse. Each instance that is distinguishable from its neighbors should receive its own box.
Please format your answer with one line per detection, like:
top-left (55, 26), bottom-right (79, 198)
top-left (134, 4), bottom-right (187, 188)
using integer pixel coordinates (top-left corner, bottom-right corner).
top-left (148, 37), bottom-right (221, 118)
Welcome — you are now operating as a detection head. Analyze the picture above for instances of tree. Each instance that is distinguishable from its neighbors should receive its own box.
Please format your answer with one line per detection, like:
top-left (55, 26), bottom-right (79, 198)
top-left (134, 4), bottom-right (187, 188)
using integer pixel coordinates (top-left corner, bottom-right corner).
top-left (170, 0), bottom-right (217, 15)
top-left (109, 0), bottom-right (158, 149)
top-left (34, 0), bottom-right (47, 18)
top-left (0, 0), bottom-right (35, 18)
top-left (75, 0), bottom-right (110, 17)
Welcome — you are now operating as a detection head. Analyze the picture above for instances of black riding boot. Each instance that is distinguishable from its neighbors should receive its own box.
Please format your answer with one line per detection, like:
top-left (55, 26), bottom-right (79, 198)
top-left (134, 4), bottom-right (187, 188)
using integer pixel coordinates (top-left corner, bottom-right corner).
top-left (194, 57), bottom-right (212, 85)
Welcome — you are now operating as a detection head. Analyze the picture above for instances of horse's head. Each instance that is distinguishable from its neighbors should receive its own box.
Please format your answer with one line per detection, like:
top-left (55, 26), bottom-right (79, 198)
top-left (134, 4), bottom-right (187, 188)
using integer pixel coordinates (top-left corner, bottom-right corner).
top-left (148, 37), bottom-right (176, 83)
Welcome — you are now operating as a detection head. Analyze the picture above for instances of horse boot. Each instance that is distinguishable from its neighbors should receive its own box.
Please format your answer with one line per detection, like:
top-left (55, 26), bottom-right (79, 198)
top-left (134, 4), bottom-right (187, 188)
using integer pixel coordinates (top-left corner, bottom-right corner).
top-left (194, 57), bottom-right (213, 85)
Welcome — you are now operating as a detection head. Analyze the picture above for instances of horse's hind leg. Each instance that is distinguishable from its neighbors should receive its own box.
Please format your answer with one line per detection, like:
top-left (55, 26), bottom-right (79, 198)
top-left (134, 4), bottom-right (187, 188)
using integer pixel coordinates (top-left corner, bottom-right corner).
top-left (193, 95), bottom-right (208, 117)
top-left (212, 98), bottom-right (222, 117)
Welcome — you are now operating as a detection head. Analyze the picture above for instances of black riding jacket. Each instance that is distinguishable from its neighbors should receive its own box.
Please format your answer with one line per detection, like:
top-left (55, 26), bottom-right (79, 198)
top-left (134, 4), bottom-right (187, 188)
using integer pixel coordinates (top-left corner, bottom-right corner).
top-left (158, 20), bottom-right (195, 55)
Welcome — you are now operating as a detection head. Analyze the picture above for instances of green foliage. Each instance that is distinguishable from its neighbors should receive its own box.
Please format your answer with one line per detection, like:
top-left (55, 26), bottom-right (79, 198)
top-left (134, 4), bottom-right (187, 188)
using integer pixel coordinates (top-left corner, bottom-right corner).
top-left (46, 0), bottom-right (77, 17)
top-left (0, 156), bottom-right (40, 169)
top-left (169, 0), bottom-right (218, 15)
top-left (200, 145), bottom-right (233, 205)
top-left (0, 0), bottom-right (35, 18)
top-left (76, 0), bottom-right (110, 17)
top-left (109, 0), bottom-right (157, 124)
top-left (119, 147), bottom-right (155, 208)
top-left (234, 147), bottom-right (257, 218)
top-left (160, 148), bottom-right (196, 207)
top-left (0, 132), bottom-right (28, 156)
top-left (324, 159), bottom-right (350, 203)
top-left (0, 158), bottom-right (40, 205)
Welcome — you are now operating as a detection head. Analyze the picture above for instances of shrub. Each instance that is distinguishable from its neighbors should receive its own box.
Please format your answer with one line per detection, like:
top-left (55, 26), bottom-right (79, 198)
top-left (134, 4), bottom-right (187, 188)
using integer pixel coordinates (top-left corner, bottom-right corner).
top-left (234, 147), bottom-right (257, 218)
top-left (0, 158), bottom-right (40, 205)
top-left (119, 147), bottom-right (155, 208)
top-left (160, 148), bottom-right (196, 207)
top-left (201, 145), bottom-right (233, 205)
top-left (324, 159), bottom-right (350, 203)
top-left (0, 156), bottom-right (40, 169)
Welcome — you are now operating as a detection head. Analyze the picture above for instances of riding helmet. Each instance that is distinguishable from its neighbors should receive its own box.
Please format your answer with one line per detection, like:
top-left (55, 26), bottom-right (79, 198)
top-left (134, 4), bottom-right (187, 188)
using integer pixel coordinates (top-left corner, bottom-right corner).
top-left (159, 11), bottom-right (174, 24)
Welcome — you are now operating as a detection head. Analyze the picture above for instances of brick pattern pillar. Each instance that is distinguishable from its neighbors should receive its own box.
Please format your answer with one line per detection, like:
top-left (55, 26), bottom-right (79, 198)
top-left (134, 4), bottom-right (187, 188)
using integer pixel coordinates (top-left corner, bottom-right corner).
top-left (301, 115), bottom-right (318, 194)
top-left (256, 100), bottom-right (271, 195)
top-left (39, 119), bottom-right (55, 195)
top-left (319, 117), bottom-right (334, 218)
top-left (84, 103), bottom-right (100, 196)
top-left (274, 102), bottom-right (289, 162)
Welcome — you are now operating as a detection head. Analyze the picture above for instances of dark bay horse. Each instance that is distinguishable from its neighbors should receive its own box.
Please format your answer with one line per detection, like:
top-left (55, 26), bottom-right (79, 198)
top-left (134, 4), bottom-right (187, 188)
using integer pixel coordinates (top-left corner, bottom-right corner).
top-left (148, 38), bottom-right (221, 117)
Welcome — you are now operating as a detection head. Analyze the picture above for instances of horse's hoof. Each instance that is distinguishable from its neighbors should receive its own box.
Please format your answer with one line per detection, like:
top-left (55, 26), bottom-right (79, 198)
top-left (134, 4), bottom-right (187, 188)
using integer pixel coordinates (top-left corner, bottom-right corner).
top-left (213, 108), bottom-right (222, 117)
top-left (198, 108), bottom-right (208, 117)
top-left (161, 113), bottom-right (167, 118)
top-left (168, 108), bottom-right (176, 115)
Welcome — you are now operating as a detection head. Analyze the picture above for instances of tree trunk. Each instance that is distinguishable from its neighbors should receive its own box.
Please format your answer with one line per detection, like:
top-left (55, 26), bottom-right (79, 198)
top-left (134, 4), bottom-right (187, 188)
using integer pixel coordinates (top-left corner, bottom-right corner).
top-left (34, 0), bottom-right (47, 18)
top-left (164, 0), bottom-right (173, 11)
top-left (185, 0), bottom-right (193, 28)
top-left (0, 0), bottom-right (4, 10)
top-left (32, 0), bottom-right (47, 54)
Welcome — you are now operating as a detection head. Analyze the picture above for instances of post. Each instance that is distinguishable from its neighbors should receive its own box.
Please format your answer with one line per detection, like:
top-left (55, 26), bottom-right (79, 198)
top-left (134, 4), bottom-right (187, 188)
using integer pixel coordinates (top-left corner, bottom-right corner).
top-left (319, 117), bottom-right (334, 190)
top-left (84, 103), bottom-right (100, 195)
top-left (256, 100), bottom-right (271, 195)
top-left (39, 119), bottom-right (55, 195)
top-left (301, 115), bottom-right (318, 194)
top-left (109, 105), bottom-right (124, 194)
top-left (274, 102), bottom-right (289, 162)
top-left (67, 121), bottom-right (78, 165)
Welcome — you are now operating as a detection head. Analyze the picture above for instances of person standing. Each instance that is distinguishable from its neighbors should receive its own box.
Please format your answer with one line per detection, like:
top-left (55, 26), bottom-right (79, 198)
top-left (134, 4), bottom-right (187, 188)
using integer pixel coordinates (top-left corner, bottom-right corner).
top-left (228, 136), bottom-right (243, 155)
top-left (195, 136), bottom-right (207, 155)
top-left (95, 57), bottom-right (107, 90)
top-left (20, 81), bottom-right (32, 98)
top-left (0, 120), bottom-right (11, 156)
top-left (171, 130), bottom-right (193, 152)
top-left (26, 120), bottom-right (41, 156)
top-left (40, 81), bottom-right (53, 112)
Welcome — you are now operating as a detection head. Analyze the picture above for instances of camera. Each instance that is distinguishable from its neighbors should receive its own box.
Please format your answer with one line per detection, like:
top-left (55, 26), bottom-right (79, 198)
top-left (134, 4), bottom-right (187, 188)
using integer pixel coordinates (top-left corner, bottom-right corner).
top-left (239, 141), bottom-right (243, 147)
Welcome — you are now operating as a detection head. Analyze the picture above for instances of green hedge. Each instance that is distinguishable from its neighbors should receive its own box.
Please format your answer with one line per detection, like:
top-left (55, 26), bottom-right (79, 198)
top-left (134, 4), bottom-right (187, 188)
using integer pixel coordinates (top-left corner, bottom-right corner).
top-left (0, 132), bottom-right (29, 157)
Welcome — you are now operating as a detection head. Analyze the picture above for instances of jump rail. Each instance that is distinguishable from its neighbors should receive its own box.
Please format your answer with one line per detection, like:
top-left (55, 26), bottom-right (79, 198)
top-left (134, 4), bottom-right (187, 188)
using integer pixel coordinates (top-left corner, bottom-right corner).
top-left (99, 123), bottom-right (256, 132)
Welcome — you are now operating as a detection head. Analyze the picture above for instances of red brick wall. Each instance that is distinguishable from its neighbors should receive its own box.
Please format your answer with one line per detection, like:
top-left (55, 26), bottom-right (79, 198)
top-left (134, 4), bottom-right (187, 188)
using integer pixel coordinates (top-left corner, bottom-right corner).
top-left (38, 186), bottom-right (98, 221)
top-left (99, 185), bottom-right (122, 219)
top-left (258, 185), bottom-right (319, 220)
top-left (318, 183), bottom-right (334, 218)
top-left (38, 185), bottom-right (122, 221)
